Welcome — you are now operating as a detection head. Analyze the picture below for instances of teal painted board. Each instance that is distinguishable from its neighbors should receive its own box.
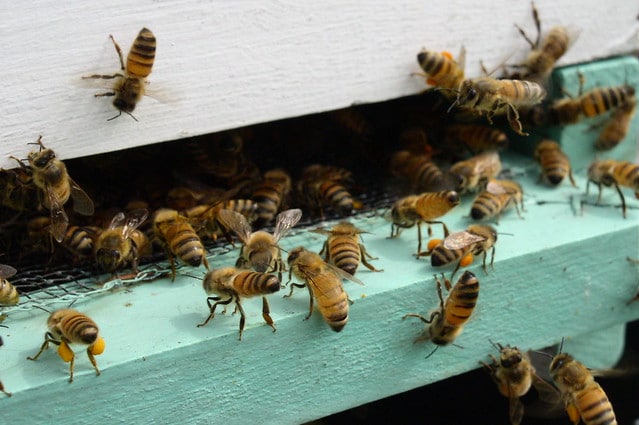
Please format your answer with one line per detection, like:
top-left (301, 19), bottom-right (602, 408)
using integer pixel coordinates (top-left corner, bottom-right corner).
top-left (1, 150), bottom-right (638, 424)
top-left (509, 55), bottom-right (639, 165)
top-left (548, 55), bottom-right (639, 171)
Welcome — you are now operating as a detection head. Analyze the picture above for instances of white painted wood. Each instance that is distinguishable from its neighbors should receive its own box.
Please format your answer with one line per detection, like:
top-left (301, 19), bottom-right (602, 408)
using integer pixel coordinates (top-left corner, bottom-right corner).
top-left (1, 0), bottom-right (637, 168)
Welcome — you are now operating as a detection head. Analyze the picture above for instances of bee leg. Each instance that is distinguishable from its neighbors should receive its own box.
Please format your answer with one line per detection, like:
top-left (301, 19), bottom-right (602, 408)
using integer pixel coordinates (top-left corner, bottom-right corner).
top-left (108, 34), bottom-right (126, 71)
top-left (505, 104), bottom-right (528, 136)
top-left (415, 222), bottom-right (423, 258)
top-left (202, 255), bottom-right (210, 271)
top-left (26, 332), bottom-right (57, 361)
top-left (359, 244), bottom-right (383, 272)
top-left (284, 282), bottom-right (306, 298)
top-left (86, 347), bottom-right (101, 377)
top-left (303, 284), bottom-right (315, 321)
top-left (0, 380), bottom-right (11, 397)
top-left (196, 296), bottom-right (228, 327)
top-left (612, 181), bottom-right (628, 218)
top-left (567, 170), bottom-right (577, 188)
top-left (235, 299), bottom-right (247, 341)
top-left (319, 241), bottom-right (329, 261)
top-left (402, 313), bottom-right (431, 323)
top-left (261, 296), bottom-right (276, 333)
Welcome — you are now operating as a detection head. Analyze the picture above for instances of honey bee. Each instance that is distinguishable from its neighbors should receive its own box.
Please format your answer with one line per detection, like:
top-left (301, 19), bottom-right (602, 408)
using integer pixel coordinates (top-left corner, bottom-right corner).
top-left (390, 150), bottom-right (445, 193)
top-left (95, 208), bottom-right (149, 274)
top-left (285, 246), bottom-right (364, 332)
top-left (481, 342), bottom-right (560, 425)
top-left (549, 350), bottom-right (617, 425)
top-left (62, 225), bottom-right (101, 262)
top-left (470, 179), bottom-right (524, 222)
top-left (549, 82), bottom-right (636, 126)
top-left (449, 151), bottom-right (502, 193)
top-left (83, 27), bottom-right (156, 120)
top-left (250, 168), bottom-right (292, 227)
top-left (534, 139), bottom-right (577, 187)
top-left (0, 264), bottom-right (19, 306)
top-left (219, 208), bottom-right (302, 278)
top-left (297, 164), bottom-right (354, 217)
top-left (402, 271), bottom-right (479, 357)
top-left (12, 137), bottom-right (94, 242)
top-left (423, 224), bottom-right (497, 279)
top-left (453, 78), bottom-right (546, 135)
top-left (312, 221), bottom-right (383, 276)
top-left (415, 47), bottom-right (466, 90)
top-left (152, 208), bottom-right (209, 279)
top-left (183, 198), bottom-right (257, 242)
top-left (0, 336), bottom-right (11, 396)
top-left (586, 160), bottom-right (639, 218)
top-left (511, 2), bottom-right (576, 82)
top-left (387, 190), bottom-right (460, 256)
top-left (445, 124), bottom-right (509, 154)
top-left (0, 167), bottom-right (38, 213)
top-left (27, 308), bottom-right (106, 383)
top-left (595, 95), bottom-right (636, 151)
top-left (197, 267), bottom-right (281, 340)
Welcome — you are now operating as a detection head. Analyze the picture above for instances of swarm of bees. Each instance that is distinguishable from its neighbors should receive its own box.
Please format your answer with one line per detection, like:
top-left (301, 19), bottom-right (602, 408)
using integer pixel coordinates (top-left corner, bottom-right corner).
top-left (0, 7), bottom-right (636, 421)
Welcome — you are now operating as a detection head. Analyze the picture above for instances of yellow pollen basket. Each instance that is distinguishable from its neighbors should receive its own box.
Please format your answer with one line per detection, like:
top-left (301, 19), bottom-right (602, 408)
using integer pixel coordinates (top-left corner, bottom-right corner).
top-left (57, 341), bottom-right (74, 363)
top-left (89, 337), bottom-right (106, 355)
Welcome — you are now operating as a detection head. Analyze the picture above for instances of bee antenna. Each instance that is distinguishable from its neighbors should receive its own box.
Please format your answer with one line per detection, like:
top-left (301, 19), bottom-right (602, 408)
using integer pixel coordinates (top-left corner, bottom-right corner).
top-left (533, 350), bottom-right (554, 359)
top-left (424, 345), bottom-right (440, 360)
top-left (496, 232), bottom-right (514, 236)
top-left (557, 337), bottom-right (565, 354)
top-left (488, 338), bottom-right (501, 350)
top-left (182, 273), bottom-right (205, 281)
top-left (107, 111), bottom-right (122, 121)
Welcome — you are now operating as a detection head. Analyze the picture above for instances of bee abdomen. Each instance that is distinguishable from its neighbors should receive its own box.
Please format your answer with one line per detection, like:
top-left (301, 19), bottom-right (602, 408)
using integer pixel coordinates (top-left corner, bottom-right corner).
top-left (169, 227), bottom-right (205, 266)
top-left (64, 226), bottom-right (94, 256)
top-left (581, 86), bottom-right (634, 118)
top-left (576, 386), bottom-right (616, 425)
top-left (127, 28), bottom-right (156, 78)
top-left (430, 246), bottom-right (461, 267)
top-left (470, 193), bottom-right (501, 220)
top-left (237, 271), bottom-right (280, 295)
top-left (320, 181), bottom-right (353, 215)
top-left (329, 239), bottom-right (360, 275)
top-left (63, 314), bottom-right (99, 345)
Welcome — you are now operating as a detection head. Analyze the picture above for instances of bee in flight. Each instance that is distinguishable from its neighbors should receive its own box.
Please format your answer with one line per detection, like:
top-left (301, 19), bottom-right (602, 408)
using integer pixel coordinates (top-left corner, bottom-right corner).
top-left (27, 308), bottom-right (106, 383)
top-left (586, 159), bottom-right (639, 218)
top-left (403, 271), bottom-right (479, 358)
top-left (94, 208), bottom-right (149, 275)
top-left (549, 343), bottom-right (617, 425)
top-left (286, 246), bottom-right (364, 332)
top-left (312, 221), bottom-right (383, 276)
top-left (11, 136), bottom-right (94, 242)
top-left (219, 208), bottom-right (302, 280)
top-left (387, 190), bottom-right (460, 257)
top-left (481, 341), bottom-right (560, 425)
top-left (452, 78), bottom-right (546, 136)
top-left (197, 267), bottom-right (281, 340)
top-left (595, 95), bottom-right (637, 151)
top-left (0, 264), bottom-right (19, 306)
top-left (414, 46), bottom-right (466, 90)
top-left (534, 139), bottom-right (577, 187)
top-left (470, 179), bottom-right (524, 222)
top-left (509, 2), bottom-right (578, 83)
top-left (422, 224), bottom-right (497, 280)
top-left (83, 27), bottom-right (156, 120)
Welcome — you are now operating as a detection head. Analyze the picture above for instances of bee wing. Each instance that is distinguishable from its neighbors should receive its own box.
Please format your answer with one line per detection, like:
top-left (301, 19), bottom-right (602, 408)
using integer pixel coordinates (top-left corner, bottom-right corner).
top-left (524, 372), bottom-right (564, 420)
top-left (272, 209), bottom-right (303, 242)
top-left (309, 226), bottom-right (331, 236)
top-left (46, 186), bottom-right (69, 243)
top-left (218, 209), bottom-right (252, 243)
top-left (68, 177), bottom-right (95, 216)
top-left (443, 231), bottom-right (485, 250)
top-left (456, 45), bottom-right (466, 71)
top-left (121, 208), bottom-right (149, 239)
top-left (326, 262), bottom-right (365, 286)
top-left (486, 180), bottom-right (507, 195)
top-left (508, 393), bottom-right (525, 425)
top-left (0, 264), bottom-right (17, 279)
top-left (107, 212), bottom-right (127, 230)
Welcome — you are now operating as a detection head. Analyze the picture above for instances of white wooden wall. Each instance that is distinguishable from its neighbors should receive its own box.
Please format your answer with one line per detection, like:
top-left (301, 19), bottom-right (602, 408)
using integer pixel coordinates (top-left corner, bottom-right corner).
top-left (0, 0), bottom-right (637, 168)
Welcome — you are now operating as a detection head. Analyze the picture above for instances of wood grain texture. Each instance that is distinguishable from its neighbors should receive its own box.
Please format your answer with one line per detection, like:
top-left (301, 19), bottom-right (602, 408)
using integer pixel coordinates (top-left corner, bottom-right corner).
top-left (1, 0), bottom-right (637, 167)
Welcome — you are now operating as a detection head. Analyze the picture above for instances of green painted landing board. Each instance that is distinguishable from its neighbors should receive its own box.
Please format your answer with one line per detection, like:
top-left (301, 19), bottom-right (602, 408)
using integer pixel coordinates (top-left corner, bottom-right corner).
top-left (1, 151), bottom-right (638, 425)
